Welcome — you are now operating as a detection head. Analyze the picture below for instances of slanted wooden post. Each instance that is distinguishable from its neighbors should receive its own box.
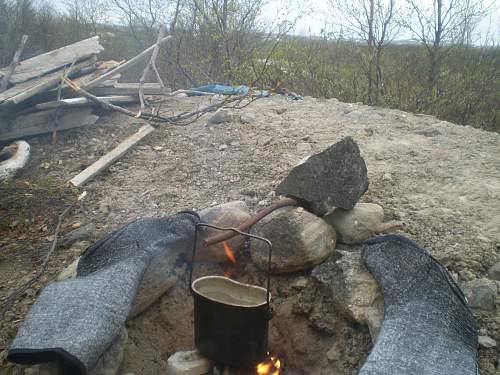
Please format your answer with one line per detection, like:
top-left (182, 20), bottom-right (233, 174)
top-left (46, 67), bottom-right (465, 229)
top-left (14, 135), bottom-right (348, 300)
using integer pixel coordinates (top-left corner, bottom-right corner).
top-left (0, 35), bottom-right (28, 93)
top-left (138, 25), bottom-right (168, 116)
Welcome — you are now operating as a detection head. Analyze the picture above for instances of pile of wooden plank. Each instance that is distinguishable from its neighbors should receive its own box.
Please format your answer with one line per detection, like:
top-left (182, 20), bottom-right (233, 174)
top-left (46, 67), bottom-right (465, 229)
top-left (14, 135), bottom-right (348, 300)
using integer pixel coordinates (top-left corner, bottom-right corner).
top-left (0, 36), bottom-right (170, 142)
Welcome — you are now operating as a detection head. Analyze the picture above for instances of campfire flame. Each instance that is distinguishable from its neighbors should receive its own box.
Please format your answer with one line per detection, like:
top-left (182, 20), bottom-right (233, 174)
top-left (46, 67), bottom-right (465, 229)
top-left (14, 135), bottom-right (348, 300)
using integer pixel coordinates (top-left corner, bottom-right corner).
top-left (223, 241), bottom-right (237, 264)
top-left (256, 355), bottom-right (281, 375)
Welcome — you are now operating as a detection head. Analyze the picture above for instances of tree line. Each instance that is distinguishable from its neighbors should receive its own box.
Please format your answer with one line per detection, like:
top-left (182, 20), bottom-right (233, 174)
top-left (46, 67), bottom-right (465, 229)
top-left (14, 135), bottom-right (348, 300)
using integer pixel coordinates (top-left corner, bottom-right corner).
top-left (1, 0), bottom-right (498, 131)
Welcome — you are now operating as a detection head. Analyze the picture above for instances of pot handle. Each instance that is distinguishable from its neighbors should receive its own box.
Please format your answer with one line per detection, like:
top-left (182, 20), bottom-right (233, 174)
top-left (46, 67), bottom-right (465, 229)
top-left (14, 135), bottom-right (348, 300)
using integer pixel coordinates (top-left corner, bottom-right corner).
top-left (189, 223), bottom-right (273, 317)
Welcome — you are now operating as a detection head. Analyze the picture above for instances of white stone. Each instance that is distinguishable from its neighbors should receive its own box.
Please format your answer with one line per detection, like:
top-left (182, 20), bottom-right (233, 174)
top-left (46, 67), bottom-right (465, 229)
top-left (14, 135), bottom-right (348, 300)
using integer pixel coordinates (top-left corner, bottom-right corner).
top-left (57, 258), bottom-right (79, 281)
top-left (208, 109), bottom-right (233, 124)
top-left (296, 142), bottom-right (312, 154)
top-left (0, 141), bottom-right (30, 182)
top-left (240, 113), bottom-right (256, 124)
top-left (167, 350), bottom-right (213, 375)
top-left (478, 335), bottom-right (497, 348)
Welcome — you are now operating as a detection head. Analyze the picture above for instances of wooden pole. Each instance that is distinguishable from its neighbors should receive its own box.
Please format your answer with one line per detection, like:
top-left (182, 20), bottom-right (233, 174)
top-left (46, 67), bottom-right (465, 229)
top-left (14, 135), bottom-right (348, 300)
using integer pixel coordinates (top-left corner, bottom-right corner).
top-left (138, 25), bottom-right (167, 116)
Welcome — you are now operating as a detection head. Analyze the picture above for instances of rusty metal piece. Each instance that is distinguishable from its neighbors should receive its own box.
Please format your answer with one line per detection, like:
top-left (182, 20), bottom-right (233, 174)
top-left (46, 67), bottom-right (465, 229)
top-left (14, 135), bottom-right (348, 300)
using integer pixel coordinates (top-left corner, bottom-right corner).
top-left (202, 197), bottom-right (299, 248)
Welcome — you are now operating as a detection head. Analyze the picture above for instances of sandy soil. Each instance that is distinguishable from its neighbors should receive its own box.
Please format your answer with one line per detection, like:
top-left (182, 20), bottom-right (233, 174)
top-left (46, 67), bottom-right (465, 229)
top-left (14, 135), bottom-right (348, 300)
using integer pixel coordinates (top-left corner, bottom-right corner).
top-left (0, 95), bottom-right (498, 374)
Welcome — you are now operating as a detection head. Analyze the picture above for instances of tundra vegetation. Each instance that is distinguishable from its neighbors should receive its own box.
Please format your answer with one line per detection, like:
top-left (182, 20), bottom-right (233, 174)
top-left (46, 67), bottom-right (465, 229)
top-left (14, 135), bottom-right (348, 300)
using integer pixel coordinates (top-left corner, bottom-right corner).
top-left (1, 0), bottom-right (498, 131)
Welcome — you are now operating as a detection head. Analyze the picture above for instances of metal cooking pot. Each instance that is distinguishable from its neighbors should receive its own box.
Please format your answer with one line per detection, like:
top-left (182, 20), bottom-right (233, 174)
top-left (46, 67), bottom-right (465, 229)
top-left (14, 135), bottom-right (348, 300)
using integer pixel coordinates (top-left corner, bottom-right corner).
top-left (189, 223), bottom-right (273, 367)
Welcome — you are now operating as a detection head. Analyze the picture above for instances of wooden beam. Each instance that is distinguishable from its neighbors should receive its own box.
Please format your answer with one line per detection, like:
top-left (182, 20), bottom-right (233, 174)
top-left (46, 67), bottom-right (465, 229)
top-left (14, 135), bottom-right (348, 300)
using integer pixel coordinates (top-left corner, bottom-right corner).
top-left (69, 124), bottom-right (155, 187)
top-left (35, 95), bottom-right (138, 110)
top-left (0, 35), bottom-right (29, 93)
top-left (0, 36), bottom-right (103, 85)
top-left (0, 108), bottom-right (98, 142)
top-left (83, 36), bottom-right (172, 90)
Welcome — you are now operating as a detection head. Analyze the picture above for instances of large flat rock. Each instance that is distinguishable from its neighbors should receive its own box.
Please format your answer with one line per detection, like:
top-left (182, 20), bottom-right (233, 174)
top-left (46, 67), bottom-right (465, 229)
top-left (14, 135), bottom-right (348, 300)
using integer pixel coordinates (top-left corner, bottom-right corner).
top-left (276, 137), bottom-right (369, 215)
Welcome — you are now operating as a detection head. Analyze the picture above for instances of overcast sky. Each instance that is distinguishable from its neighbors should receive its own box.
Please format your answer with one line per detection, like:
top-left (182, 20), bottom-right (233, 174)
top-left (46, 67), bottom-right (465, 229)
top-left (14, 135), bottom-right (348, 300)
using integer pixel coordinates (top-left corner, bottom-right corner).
top-left (262, 0), bottom-right (500, 42)
top-left (49, 0), bottom-right (499, 42)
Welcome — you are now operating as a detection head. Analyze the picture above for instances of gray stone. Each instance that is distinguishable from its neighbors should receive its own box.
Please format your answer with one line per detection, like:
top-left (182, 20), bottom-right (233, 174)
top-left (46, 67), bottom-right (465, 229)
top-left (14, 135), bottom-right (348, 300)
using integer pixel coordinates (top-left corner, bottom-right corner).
top-left (312, 250), bottom-right (383, 341)
top-left (251, 206), bottom-right (336, 274)
top-left (414, 128), bottom-right (441, 137)
top-left (462, 278), bottom-right (497, 311)
top-left (240, 113), bottom-right (256, 124)
top-left (208, 109), bottom-right (233, 124)
top-left (488, 262), bottom-right (500, 281)
top-left (166, 350), bottom-right (213, 375)
top-left (275, 107), bottom-right (287, 114)
top-left (345, 110), bottom-right (362, 119)
top-left (276, 137), bottom-right (369, 215)
top-left (60, 224), bottom-right (96, 248)
top-left (197, 201), bottom-right (251, 262)
top-left (325, 203), bottom-right (402, 244)
top-left (478, 335), bottom-right (497, 348)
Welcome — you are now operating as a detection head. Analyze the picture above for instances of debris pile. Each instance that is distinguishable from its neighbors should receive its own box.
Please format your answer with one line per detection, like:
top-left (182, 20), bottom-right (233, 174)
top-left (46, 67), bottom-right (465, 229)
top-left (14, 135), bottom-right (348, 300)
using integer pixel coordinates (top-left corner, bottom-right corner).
top-left (0, 35), bottom-right (170, 142)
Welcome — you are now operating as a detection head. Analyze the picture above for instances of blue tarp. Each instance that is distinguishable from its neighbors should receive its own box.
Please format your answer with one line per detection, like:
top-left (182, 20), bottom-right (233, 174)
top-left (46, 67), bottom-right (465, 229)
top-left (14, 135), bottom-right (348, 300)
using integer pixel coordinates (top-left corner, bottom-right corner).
top-left (190, 84), bottom-right (250, 95)
top-left (188, 84), bottom-right (270, 97)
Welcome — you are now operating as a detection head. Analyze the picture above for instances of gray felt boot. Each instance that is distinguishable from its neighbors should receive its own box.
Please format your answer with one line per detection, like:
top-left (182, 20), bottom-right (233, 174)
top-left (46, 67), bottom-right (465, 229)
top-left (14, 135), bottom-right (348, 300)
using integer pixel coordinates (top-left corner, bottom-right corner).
top-left (359, 235), bottom-right (479, 375)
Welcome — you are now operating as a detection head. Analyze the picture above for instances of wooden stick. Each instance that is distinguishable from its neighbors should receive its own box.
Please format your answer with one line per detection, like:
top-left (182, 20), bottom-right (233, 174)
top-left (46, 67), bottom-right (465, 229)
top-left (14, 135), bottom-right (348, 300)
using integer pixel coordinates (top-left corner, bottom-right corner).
top-left (57, 56), bottom-right (78, 101)
top-left (69, 124), bottom-right (155, 187)
top-left (0, 35), bottom-right (28, 93)
top-left (83, 36), bottom-right (172, 90)
top-left (0, 204), bottom-right (73, 318)
top-left (138, 25), bottom-right (167, 116)
top-left (64, 77), bottom-right (140, 118)
top-left (64, 77), bottom-right (255, 125)
top-left (202, 197), bottom-right (299, 247)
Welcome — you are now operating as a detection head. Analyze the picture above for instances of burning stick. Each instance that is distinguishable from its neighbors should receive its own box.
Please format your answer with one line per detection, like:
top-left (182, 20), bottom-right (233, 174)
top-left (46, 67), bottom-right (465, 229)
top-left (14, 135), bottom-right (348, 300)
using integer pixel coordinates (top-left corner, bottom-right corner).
top-left (203, 198), bottom-right (299, 248)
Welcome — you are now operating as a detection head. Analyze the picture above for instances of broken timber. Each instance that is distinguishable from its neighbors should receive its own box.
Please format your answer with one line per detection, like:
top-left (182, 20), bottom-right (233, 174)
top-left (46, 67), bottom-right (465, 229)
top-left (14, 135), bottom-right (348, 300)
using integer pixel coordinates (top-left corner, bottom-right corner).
top-left (0, 36), bottom-right (103, 85)
top-left (0, 57), bottom-right (97, 106)
top-left (0, 107), bottom-right (99, 142)
top-left (69, 124), bottom-right (155, 187)
top-left (35, 95), bottom-right (138, 110)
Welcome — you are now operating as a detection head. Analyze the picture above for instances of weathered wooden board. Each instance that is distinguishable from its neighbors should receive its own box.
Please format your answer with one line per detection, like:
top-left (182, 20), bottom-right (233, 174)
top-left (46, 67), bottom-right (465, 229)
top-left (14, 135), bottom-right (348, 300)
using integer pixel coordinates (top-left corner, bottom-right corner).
top-left (35, 95), bottom-right (138, 110)
top-left (0, 36), bottom-right (103, 85)
top-left (0, 107), bottom-right (99, 141)
top-left (69, 124), bottom-right (155, 187)
top-left (89, 83), bottom-right (170, 96)
top-left (0, 57), bottom-right (97, 106)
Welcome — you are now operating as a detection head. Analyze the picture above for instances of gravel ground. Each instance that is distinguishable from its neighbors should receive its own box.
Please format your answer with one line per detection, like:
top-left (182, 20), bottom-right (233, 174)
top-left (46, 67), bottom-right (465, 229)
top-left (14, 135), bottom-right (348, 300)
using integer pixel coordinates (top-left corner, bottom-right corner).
top-left (0, 95), bottom-right (498, 374)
